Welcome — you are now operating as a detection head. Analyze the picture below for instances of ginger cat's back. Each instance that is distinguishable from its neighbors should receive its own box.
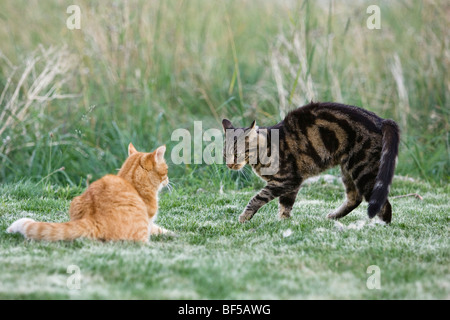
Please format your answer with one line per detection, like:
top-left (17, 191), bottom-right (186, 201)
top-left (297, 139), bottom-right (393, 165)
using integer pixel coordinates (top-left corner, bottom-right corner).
top-left (7, 143), bottom-right (171, 242)
top-left (69, 175), bottom-right (149, 240)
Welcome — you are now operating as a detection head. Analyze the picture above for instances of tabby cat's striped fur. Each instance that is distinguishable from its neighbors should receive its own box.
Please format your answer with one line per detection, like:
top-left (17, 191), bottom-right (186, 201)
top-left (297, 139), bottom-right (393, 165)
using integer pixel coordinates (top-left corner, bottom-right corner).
top-left (222, 102), bottom-right (400, 224)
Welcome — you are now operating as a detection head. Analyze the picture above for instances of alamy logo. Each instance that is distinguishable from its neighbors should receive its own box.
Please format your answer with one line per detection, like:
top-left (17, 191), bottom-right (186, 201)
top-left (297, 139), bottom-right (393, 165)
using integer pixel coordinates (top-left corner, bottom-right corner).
top-left (366, 5), bottom-right (381, 30)
top-left (170, 122), bottom-right (280, 175)
top-left (171, 121), bottom-right (223, 165)
top-left (366, 265), bottom-right (381, 290)
top-left (66, 5), bottom-right (81, 30)
top-left (67, 264), bottom-right (81, 290)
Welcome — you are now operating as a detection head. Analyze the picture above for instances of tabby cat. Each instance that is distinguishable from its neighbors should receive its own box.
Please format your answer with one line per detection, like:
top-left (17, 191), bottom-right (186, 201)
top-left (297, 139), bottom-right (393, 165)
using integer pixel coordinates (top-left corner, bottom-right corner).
top-left (222, 102), bottom-right (400, 224)
top-left (7, 143), bottom-right (172, 242)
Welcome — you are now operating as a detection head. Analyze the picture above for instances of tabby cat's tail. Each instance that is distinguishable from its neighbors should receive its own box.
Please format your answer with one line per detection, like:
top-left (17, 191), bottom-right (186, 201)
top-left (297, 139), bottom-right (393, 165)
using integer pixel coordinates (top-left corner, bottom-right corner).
top-left (7, 218), bottom-right (92, 241)
top-left (368, 119), bottom-right (400, 218)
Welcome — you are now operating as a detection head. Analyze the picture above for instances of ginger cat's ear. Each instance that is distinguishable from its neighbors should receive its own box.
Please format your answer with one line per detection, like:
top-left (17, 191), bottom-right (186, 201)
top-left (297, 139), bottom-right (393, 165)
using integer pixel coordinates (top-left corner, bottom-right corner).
top-left (155, 145), bottom-right (166, 163)
top-left (128, 143), bottom-right (138, 156)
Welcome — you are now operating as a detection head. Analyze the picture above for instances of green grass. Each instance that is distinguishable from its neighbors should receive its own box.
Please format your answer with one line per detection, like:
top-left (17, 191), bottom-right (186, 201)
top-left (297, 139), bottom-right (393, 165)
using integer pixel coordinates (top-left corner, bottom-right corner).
top-left (0, 177), bottom-right (448, 299)
top-left (0, 0), bottom-right (448, 300)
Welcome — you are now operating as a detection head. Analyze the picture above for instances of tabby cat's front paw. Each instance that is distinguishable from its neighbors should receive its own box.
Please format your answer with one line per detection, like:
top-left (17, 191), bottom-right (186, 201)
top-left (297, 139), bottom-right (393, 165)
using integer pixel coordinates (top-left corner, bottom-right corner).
top-left (326, 212), bottom-right (340, 220)
top-left (239, 211), bottom-right (253, 223)
top-left (278, 206), bottom-right (292, 219)
top-left (279, 211), bottom-right (291, 220)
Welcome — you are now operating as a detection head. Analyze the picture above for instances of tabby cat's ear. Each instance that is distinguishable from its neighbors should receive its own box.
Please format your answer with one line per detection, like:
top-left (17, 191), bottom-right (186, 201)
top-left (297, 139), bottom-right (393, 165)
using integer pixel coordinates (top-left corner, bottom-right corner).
top-left (249, 120), bottom-right (257, 130)
top-left (128, 143), bottom-right (138, 156)
top-left (222, 119), bottom-right (234, 131)
top-left (155, 145), bottom-right (166, 163)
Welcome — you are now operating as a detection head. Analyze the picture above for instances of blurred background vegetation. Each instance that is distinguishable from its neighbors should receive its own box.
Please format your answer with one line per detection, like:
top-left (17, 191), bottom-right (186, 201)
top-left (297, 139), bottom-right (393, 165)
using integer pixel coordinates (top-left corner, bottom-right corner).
top-left (0, 0), bottom-right (448, 190)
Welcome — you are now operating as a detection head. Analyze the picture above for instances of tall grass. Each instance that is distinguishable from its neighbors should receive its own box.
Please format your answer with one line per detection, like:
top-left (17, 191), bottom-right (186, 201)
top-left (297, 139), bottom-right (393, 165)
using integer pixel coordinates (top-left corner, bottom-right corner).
top-left (0, 0), bottom-right (448, 187)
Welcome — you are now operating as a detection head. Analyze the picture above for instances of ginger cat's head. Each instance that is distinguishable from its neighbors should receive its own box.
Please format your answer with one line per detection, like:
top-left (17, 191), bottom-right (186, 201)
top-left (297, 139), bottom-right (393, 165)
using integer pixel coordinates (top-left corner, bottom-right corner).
top-left (118, 143), bottom-right (169, 191)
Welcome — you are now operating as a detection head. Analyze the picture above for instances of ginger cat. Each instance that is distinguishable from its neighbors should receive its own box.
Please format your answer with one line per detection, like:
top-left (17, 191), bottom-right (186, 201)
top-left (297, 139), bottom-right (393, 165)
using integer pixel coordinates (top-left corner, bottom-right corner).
top-left (7, 143), bottom-right (172, 242)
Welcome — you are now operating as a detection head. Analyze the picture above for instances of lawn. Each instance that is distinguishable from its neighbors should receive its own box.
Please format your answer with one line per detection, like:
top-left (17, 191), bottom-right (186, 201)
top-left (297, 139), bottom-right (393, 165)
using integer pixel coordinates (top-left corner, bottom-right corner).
top-left (0, 176), bottom-right (448, 299)
top-left (0, 0), bottom-right (448, 301)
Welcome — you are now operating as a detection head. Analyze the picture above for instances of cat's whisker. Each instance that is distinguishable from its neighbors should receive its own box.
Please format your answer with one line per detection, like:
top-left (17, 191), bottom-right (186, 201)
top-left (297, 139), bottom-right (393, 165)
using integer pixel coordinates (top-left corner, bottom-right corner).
top-left (165, 181), bottom-right (175, 193)
top-left (239, 166), bottom-right (251, 181)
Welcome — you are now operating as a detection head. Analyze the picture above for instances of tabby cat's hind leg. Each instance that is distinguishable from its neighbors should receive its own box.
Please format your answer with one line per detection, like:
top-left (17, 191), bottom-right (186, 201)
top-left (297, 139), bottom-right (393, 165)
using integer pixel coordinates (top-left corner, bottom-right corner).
top-left (327, 170), bottom-right (362, 220)
top-left (376, 199), bottom-right (392, 224)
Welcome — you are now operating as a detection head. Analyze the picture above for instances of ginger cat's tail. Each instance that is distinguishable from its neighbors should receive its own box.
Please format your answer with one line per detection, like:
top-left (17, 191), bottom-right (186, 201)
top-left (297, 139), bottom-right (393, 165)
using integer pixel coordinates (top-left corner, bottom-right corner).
top-left (7, 218), bottom-right (92, 241)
